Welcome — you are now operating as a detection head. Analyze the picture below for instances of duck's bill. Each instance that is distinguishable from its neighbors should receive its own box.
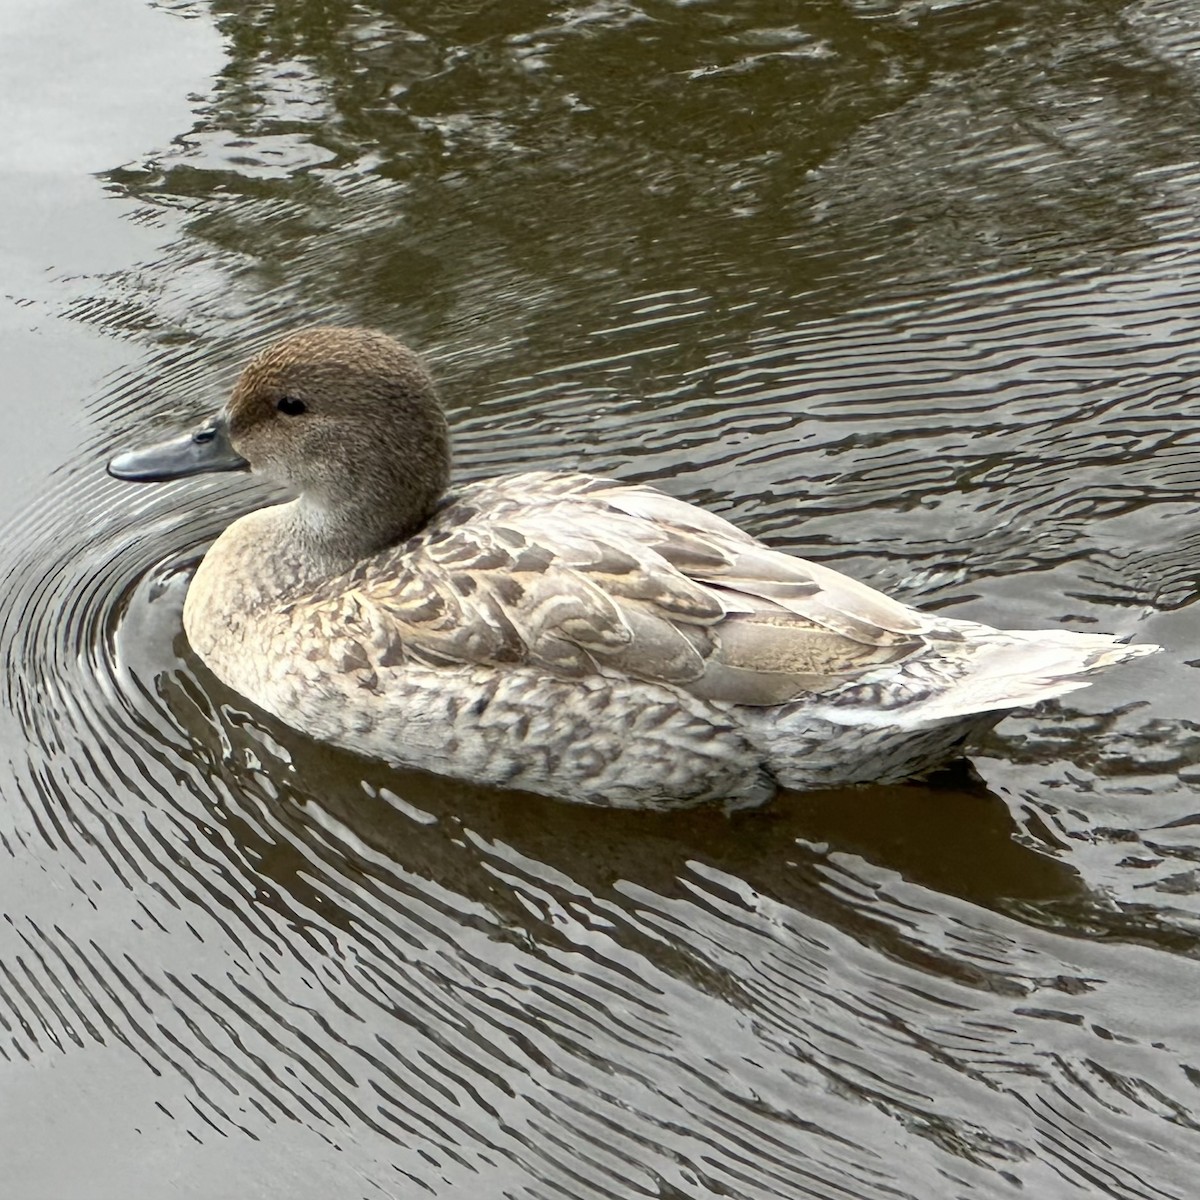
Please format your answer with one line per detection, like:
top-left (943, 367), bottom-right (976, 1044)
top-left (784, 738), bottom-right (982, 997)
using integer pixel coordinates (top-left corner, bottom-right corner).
top-left (107, 414), bottom-right (249, 482)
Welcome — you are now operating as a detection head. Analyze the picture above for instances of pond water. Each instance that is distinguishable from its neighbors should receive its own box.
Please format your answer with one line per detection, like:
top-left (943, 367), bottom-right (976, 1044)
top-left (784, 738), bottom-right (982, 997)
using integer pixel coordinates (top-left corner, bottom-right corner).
top-left (2, 0), bottom-right (1200, 1196)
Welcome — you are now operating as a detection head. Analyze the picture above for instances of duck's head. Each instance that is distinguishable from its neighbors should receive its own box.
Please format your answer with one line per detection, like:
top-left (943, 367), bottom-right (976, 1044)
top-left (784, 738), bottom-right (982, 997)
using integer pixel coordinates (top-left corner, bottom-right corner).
top-left (109, 327), bottom-right (451, 542)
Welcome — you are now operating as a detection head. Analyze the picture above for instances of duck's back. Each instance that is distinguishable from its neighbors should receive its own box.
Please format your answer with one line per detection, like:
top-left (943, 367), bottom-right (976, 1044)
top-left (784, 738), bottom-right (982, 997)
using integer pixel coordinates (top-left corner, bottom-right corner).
top-left (337, 470), bottom-right (930, 705)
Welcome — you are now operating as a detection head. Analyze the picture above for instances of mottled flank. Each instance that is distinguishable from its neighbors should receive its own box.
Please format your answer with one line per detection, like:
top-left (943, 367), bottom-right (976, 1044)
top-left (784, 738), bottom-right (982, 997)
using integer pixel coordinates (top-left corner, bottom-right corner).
top-left (113, 328), bottom-right (1160, 808)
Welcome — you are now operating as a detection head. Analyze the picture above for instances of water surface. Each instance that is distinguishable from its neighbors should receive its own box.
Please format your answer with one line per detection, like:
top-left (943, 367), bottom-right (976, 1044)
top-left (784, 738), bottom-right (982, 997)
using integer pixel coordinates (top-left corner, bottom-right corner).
top-left (2, 1), bottom-right (1199, 1196)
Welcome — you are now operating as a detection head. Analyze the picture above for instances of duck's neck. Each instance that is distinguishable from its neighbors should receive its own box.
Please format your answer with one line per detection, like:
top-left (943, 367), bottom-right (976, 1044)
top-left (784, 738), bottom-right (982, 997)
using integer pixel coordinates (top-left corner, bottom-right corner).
top-left (186, 491), bottom-right (429, 642)
top-left (245, 493), bottom-right (433, 596)
top-left (287, 493), bottom-right (426, 584)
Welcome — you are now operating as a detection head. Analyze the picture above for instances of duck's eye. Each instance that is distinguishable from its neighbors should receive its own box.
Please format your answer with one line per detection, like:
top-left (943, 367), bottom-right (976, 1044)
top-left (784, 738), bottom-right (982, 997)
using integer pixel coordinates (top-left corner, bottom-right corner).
top-left (277, 396), bottom-right (307, 416)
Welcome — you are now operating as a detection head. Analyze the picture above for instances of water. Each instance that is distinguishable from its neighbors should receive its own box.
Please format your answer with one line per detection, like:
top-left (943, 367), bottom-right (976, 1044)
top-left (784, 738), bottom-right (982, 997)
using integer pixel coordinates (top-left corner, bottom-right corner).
top-left (2, 0), bottom-right (1199, 1196)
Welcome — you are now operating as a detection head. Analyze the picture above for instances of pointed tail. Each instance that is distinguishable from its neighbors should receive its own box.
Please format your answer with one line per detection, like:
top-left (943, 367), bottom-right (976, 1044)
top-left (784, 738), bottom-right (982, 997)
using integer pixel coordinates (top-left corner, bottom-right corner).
top-left (897, 626), bottom-right (1160, 726)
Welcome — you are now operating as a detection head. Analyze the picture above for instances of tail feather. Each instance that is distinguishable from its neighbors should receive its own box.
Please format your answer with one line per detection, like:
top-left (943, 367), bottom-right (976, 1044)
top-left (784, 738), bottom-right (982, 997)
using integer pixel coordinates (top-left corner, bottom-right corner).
top-left (897, 627), bottom-right (1160, 726)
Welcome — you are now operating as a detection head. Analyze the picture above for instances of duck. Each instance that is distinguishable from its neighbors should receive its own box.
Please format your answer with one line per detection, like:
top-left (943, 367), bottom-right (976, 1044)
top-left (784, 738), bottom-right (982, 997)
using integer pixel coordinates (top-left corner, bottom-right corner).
top-left (108, 327), bottom-right (1160, 809)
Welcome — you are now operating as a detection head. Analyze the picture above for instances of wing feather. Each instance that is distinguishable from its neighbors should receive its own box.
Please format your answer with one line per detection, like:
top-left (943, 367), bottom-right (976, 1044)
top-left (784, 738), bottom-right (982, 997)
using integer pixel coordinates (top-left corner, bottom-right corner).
top-left (330, 473), bottom-right (928, 705)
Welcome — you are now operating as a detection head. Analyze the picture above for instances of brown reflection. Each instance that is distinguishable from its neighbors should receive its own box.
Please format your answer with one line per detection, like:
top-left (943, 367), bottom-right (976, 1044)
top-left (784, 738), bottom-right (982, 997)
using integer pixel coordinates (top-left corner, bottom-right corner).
top-left (104, 0), bottom-right (1190, 394)
top-left (160, 637), bottom-right (1082, 936)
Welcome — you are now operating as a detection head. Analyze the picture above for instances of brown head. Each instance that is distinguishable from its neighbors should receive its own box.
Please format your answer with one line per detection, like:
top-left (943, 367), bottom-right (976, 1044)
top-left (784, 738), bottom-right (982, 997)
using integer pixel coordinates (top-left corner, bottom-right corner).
top-left (109, 327), bottom-right (452, 563)
top-left (228, 327), bottom-right (450, 524)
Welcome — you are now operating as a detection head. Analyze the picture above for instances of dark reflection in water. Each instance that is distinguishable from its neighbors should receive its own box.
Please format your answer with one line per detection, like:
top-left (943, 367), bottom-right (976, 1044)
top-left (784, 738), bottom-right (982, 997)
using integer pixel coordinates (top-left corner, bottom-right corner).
top-left (3, 0), bottom-right (1200, 1196)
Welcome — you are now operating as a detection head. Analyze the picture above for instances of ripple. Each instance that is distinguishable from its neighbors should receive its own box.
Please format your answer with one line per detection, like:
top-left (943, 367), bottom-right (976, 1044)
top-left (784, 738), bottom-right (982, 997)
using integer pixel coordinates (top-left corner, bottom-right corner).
top-left (5, 0), bottom-right (1200, 1195)
top-left (3, 444), bottom-right (1197, 1194)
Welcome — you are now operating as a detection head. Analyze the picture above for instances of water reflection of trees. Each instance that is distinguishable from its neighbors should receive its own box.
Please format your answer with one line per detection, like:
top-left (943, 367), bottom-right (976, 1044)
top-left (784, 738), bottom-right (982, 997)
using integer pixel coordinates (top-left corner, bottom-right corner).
top-left (112, 0), bottom-right (1200, 374)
